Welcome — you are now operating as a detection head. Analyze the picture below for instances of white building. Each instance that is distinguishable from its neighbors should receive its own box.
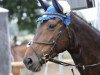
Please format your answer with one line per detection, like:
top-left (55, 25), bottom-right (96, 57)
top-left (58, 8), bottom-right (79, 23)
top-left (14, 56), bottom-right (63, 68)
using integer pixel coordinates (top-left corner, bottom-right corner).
top-left (46, 0), bottom-right (95, 9)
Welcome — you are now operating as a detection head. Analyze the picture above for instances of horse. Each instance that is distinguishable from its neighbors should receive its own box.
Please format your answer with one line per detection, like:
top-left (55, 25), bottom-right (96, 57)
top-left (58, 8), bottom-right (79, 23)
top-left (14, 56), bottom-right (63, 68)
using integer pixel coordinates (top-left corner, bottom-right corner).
top-left (11, 42), bottom-right (27, 62)
top-left (11, 41), bottom-right (27, 75)
top-left (23, 0), bottom-right (100, 75)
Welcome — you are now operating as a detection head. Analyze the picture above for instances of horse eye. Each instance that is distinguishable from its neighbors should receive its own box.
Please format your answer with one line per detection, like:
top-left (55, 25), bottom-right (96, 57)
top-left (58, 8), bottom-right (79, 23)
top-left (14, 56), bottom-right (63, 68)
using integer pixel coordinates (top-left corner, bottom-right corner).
top-left (48, 24), bottom-right (56, 29)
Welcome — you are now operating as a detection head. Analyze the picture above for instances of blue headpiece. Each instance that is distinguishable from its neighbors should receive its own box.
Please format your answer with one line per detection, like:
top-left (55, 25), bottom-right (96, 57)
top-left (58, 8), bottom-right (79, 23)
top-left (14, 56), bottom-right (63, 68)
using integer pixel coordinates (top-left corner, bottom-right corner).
top-left (37, 6), bottom-right (70, 26)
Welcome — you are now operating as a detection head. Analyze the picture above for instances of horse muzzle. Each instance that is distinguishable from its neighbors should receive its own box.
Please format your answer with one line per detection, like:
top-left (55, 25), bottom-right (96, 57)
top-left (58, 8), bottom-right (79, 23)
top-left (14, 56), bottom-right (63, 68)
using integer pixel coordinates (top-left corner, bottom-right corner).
top-left (23, 56), bottom-right (42, 72)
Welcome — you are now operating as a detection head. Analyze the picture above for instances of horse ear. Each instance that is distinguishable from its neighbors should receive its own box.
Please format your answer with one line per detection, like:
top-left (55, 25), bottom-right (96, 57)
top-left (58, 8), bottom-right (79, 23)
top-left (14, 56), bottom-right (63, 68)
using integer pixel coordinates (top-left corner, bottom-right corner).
top-left (38, 0), bottom-right (50, 11)
top-left (52, 0), bottom-right (63, 14)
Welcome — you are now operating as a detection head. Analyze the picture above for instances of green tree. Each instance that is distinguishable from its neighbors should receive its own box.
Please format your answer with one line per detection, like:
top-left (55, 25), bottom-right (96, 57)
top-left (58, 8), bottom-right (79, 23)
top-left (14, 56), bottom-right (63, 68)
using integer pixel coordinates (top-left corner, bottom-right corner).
top-left (0, 0), bottom-right (39, 33)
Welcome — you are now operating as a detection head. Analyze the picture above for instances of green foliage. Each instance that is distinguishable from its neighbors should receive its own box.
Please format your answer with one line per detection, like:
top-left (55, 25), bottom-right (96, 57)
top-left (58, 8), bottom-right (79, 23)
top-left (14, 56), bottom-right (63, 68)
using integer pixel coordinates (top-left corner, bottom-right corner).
top-left (0, 0), bottom-right (39, 33)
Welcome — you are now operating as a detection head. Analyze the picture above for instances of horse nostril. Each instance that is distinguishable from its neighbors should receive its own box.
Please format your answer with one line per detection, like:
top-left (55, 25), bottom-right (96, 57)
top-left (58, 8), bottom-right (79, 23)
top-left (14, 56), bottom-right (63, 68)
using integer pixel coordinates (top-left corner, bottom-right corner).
top-left (28, 58), bottom-right (33, 64)
top-left (23, 58), bottom-right (33, 65)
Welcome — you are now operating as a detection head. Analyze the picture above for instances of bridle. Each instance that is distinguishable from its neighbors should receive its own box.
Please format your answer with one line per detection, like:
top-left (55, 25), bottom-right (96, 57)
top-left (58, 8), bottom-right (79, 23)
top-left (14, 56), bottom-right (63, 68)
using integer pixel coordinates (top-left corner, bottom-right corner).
top-left (27, 24), bottom-right (70, 64)
top-left (26, 12), bottom-right (73, 63)
top-left (26, 12), bottom-right (100, 73)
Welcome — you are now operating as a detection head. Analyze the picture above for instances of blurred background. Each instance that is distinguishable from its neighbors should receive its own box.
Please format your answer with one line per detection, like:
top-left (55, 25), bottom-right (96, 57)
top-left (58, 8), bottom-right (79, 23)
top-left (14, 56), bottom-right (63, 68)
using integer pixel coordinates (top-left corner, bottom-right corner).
top-left (0, 0), bottom-right (97, 75)
top-left (0, 0), bottom-right (94, 39)
top-left (0, 0), bottom-right (95, 43)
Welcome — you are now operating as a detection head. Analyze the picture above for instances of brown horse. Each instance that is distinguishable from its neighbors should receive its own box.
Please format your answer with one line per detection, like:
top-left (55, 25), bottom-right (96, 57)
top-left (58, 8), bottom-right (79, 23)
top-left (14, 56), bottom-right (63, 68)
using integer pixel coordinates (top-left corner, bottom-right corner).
top-left (23, 0), bottom-right (100, 75)
top-left (11, 43), bottom-right (27, 62)
top-left (11, 42), bottom-right (27, 75)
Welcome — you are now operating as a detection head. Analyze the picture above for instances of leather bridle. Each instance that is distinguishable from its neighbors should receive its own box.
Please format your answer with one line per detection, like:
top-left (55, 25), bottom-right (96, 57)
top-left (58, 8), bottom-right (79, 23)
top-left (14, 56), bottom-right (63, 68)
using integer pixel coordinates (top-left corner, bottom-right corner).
top-left (27, 25), bottom-right (71, 65)
top-left (26, 12), bottom-right (73, 65)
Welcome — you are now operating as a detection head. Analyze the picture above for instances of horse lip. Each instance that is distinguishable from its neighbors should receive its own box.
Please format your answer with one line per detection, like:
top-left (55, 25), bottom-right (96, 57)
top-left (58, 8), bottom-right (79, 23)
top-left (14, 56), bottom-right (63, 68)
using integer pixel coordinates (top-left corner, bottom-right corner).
top-left (27, 64), bottom-right (33, 70)
top-left (25, 63), bottom-right (41, 72)
top-left (29, 65), bottom-right (41, 72)
top-left (27, 64), bottom-right (35, 71)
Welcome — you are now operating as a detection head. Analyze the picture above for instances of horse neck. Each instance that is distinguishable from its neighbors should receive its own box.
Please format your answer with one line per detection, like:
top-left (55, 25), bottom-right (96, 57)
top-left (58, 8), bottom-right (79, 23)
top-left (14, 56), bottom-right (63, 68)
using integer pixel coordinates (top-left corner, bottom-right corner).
top-left (68, 12), bottom-right (100, 75)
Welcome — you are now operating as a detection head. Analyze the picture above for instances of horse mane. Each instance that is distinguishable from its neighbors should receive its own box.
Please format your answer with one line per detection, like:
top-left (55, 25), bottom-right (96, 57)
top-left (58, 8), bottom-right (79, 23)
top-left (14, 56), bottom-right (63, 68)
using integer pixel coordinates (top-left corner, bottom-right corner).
top-left (69, 11), bottom-right (100, 75)
top-left (69, 11), bottom-right (100, 60)
top-left (71, 11), bottom-right (100, 36)
top-left (72, 11), bottom-right (89, 24)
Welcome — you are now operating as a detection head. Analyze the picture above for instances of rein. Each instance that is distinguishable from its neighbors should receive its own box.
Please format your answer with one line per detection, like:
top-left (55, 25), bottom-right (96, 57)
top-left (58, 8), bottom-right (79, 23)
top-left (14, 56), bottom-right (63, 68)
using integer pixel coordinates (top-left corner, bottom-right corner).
top-left (49, 58), bottom-right (100, 69)
top-left (27, 40), bottom-right (100, 75)
top-left (27, 40), bottom-right (100, 68)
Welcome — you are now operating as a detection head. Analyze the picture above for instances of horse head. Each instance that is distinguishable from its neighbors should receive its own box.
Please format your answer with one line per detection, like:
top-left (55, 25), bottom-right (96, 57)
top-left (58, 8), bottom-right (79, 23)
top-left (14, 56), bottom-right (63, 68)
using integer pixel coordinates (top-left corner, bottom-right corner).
top-left (23, 0), bottom-right (77, 72)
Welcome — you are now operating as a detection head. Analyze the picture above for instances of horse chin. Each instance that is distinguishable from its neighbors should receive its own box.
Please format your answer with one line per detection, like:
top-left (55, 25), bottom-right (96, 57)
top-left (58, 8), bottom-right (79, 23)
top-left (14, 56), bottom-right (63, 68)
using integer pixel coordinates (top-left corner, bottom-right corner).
top-left (26, 63), bottom-right (41, 72)
top-left (30, 66), bottom-right (41, 72)
top-left (23, 56), bottom-right (42, 72)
